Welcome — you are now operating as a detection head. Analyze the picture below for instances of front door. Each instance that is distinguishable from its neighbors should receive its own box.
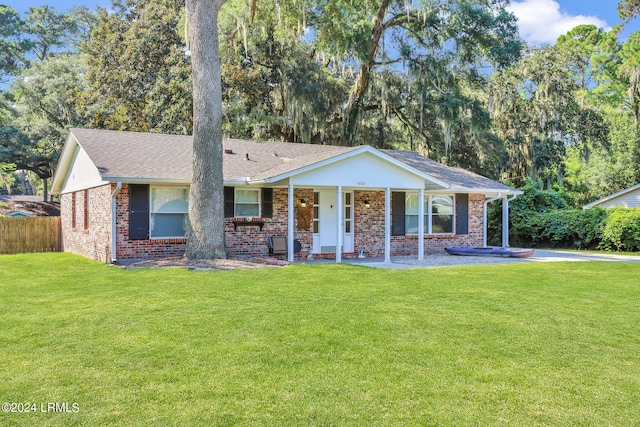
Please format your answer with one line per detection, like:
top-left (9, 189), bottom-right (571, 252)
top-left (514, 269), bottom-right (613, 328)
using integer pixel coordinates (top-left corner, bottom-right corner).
top-left (312, 190), bottom-right (354, 254)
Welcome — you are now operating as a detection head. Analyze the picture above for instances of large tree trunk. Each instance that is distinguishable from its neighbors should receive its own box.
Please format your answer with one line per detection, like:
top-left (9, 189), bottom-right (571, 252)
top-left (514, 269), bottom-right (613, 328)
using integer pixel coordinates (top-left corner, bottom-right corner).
top-left (185, 0), bottom-right (228, 259)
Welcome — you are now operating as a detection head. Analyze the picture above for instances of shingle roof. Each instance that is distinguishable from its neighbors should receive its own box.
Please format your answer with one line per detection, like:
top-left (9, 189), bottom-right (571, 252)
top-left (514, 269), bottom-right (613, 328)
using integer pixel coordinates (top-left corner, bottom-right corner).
top-left (65, 128), bottom-right (514, 192)
top-left (69, 128), bottom-right (359, 182)
top-left (382, 150), bottom-right (515, 192)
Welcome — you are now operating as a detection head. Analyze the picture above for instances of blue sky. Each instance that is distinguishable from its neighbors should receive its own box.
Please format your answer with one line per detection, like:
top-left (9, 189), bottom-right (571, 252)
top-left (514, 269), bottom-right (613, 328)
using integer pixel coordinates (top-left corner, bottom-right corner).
top-left (4, 0), bottom-right (639, 45)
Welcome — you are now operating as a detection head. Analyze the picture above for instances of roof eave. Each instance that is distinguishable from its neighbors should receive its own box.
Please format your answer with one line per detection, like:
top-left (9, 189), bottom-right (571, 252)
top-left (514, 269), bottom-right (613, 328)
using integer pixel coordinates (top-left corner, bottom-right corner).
top-left (51, 132), bottom-right (80, 195)
top-left (102, 176), bottom-right (191, 185)
top-left (436, 187), bottom-right (522, 195)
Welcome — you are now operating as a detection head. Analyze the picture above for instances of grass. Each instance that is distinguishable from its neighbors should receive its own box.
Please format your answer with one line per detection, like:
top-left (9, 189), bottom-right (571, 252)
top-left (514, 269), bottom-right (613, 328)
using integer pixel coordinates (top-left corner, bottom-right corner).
top-left (1, 253), bottom-right (639, 426)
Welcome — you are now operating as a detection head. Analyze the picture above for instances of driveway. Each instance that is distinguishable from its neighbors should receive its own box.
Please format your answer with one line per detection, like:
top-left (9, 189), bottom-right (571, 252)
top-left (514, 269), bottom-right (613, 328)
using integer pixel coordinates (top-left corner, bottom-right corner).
top-left (339, 249), bottom-right (640, 269)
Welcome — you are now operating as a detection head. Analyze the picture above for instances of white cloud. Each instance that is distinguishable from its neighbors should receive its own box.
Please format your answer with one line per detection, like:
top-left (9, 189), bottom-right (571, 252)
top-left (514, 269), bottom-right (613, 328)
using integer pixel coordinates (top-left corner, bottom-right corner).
top-left (507, 0), bottom-right (611, 45)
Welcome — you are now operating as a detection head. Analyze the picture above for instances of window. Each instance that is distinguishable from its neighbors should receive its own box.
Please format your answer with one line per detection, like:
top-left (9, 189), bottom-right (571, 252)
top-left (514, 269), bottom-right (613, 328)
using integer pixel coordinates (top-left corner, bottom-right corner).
top-left (344, 192), bottom-right (352, 233)
top-left (83, 190), bottom-right (89, 231)
top-left (405, 193), bottom-right (455, 234)
top-left (405, 194), bottom-right (421, 235)
top-left (235, 189), bottom-right (259, 217)
top-left (150, 187), bottom-right (188, 238)
top-left (431, 195), bottom-right (454, 233)
top-left (71, 192), bottom-right (77, 229)
top-left (313, 192), bottom-right (319, 233)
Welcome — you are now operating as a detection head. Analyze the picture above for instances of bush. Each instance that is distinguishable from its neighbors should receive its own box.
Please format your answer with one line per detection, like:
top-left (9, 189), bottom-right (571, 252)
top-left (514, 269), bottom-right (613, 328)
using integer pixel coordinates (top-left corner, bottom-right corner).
top-left (488, 179), bottom-right (569, 247)
top-left (600, 208), bottom-right (640, 251)
top-left (488, 180), bottom-right (640, 252)
top-left (533, 208), bottom-right (607, 249)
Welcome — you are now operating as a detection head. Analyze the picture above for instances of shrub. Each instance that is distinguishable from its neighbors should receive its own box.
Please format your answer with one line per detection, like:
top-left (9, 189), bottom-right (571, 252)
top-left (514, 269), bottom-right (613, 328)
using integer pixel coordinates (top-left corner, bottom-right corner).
top-left (488, 180), bottom-right (640, 251)
top-left (488, 179), bottom-right (569, 247)
top-left (600, 208), bottom-right (640, 251)
top-left (535, 208), bottom-right (607, 249)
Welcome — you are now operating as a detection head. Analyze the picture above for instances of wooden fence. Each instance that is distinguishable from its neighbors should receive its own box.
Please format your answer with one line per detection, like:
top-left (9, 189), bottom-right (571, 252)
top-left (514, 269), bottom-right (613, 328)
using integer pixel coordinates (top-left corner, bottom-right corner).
top-left (0, 216), bottom-right (61, 255)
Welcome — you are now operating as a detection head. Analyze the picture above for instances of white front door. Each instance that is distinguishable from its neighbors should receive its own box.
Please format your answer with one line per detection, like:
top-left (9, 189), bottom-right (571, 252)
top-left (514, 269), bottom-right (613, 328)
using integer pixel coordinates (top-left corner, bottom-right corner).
top-left (313, 190), bottom-right (354, 254)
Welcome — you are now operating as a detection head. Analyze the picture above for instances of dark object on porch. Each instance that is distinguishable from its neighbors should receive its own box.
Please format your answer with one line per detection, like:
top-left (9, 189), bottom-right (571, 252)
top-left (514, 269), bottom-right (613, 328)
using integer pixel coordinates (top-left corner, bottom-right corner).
top-left (268, 236), bottom-right (302, 255)
top-left (445, 247), bottom-right (535, 258)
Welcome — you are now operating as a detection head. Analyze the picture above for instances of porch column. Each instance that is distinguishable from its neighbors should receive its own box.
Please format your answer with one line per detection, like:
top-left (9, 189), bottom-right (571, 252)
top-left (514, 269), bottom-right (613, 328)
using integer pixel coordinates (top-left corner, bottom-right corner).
top-left (501, 197), bottom-right (509, 248)
top-left (418, 189), bottom-right (425, 260)
top-left (336, 185), bottom-right (343, 263)
top-left (385, 187), bottom-right (391, 263)
top-left (288, 183), bottom-right (294, 262)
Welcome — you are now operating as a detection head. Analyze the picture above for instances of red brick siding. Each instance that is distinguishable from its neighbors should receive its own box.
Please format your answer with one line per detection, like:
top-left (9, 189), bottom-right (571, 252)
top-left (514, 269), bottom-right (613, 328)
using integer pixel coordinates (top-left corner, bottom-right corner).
top-left (354, 191), bottom-right (485, 257)
top-left (114, 185), bottom-right (314, 261)
top-left (115, 184), bottom-right (187, 260)
top-left (60, 184), bottom-right (112, 262)
top-left (224, 188), bottom-right (313, 260)
top-left (63, 183), bottom-right (486, 262)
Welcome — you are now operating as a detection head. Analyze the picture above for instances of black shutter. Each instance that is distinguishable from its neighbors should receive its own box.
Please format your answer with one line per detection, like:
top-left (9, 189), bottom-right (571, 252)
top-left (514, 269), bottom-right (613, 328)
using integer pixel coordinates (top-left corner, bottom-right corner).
top-left (224, 186), bottom-right (235, 218)
top-left (129, 184), bottom-right (149, 240)
top-left (392, 191), bottom-right (406, 236)
top-left (456, 194), bottom-right (469, 235)
top-left (261, 188), bottom-right (273, 218)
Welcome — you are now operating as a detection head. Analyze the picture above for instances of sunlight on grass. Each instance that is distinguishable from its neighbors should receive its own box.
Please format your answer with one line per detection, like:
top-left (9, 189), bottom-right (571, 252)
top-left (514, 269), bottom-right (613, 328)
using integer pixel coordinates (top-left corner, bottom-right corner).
top-left (1, 253), bottom-right (639, 425)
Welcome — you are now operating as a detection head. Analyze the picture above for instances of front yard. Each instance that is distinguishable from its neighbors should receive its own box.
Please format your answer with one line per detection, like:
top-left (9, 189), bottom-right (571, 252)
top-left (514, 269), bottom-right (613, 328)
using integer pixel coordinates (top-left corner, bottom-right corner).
top-left (1, 253), bottom-right (639, 425)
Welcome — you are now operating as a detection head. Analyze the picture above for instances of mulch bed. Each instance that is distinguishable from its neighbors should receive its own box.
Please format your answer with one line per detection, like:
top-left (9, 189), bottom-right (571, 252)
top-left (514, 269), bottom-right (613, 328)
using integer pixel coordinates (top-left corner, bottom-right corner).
top-left (121, 256), bottom-right (289, 270)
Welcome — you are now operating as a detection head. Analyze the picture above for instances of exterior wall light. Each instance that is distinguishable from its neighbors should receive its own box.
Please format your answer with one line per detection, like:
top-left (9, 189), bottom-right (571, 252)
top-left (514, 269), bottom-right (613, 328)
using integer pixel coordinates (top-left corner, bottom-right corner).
top-left (300, 199), bottom-right (307, 208)
top-left (364, 200), bottom-right (371, 209)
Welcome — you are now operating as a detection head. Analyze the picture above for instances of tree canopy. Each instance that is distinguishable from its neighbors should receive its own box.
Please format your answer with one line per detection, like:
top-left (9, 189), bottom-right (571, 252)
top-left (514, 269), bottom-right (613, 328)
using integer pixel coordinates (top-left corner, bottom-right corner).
top-left (0, 0), bottom-right (638, 210)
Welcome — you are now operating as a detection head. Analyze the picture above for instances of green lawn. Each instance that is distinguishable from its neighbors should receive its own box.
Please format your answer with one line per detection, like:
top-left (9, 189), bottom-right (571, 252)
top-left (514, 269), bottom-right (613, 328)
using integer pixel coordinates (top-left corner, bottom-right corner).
top-left (1, 253), bottom-right (639, 426)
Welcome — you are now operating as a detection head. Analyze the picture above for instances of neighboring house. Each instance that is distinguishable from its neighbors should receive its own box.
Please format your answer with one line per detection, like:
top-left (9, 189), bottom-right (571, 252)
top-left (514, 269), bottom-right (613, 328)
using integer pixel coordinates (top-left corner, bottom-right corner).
top-left (5, 211), bottom-right (35, 218)
top-left (51, 128), bottom-right (520, 263)
top-left (0, 195), bottom-right (60, 217)
top-left (584, 184), bottom-right (640, 209)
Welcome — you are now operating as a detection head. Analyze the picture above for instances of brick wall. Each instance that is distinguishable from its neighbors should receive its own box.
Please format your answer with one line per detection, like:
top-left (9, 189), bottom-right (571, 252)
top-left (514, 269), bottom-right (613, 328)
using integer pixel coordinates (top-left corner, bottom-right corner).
top-left (64, 184), bottom-right (486, 262)
top-left (354, 191), bottom-right (485, 256)
top-left (115, 185), bottom-right (314, 261)
top-left (115, 184), bottom-right (187, 260)
top-left (224, 188), bottom-right (313, 260)
top-left (60, 184), bottom-right (112, 262)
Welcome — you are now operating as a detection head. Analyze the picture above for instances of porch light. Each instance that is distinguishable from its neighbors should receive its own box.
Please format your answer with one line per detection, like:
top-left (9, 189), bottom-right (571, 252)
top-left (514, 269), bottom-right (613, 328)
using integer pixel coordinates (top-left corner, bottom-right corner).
top-left (300, 199), bottom-right (307, 208)
top-left (364, 200), bottom-right (371, 209)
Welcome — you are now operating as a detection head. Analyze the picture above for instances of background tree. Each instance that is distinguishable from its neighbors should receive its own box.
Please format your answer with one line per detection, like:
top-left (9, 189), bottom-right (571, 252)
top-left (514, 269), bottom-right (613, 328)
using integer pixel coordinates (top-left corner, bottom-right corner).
top-left (618, 0), bottom-right (640, 27)
top-left (23, 6), bottom-right (79, 61)
top-left (81, 0), bottom-right (192, 134)
top-left (0, 6), bottom-right (32, 82)
top-left (218, 0), bottom-right (522, 165)
top-left (0, 6), bottom-right (96, 200)
top-left (1, 55), bottom-right (88, 200)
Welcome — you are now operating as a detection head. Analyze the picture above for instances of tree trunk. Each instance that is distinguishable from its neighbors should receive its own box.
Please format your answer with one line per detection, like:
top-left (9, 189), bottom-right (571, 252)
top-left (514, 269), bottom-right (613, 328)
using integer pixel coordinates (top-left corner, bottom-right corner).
top-left (343, 0), bottom-right (391, 145)
top-left (185, 0), bottom-right (228, 259)
top-left (42, 177), bottom-right (48, 202)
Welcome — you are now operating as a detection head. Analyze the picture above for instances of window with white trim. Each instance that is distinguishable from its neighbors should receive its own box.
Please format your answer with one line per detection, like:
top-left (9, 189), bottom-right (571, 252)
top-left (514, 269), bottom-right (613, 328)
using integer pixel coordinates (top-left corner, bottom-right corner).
top-left (150, 187), bottom-right (188, 238)
top-left (405, 193), bottom-right (454, 234)
top-left (235, 189), bottom-right (260, 217)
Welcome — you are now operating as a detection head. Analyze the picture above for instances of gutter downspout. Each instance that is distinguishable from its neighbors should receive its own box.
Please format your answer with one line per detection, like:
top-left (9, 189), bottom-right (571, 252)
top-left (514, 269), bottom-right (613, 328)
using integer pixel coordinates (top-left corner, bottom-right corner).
top-left (111, 181), bottom-right (122, 264)
top-left (483, 193), bottom-right (501, 247)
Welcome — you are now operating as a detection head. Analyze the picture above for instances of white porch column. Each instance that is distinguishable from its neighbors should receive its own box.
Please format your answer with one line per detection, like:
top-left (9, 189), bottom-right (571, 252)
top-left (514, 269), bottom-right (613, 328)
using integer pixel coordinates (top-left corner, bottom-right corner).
top-left (502, 197), bottom-right (509, 248)
top-left (336, 185), bottom-right (343, 263)
top-left (288, 183), bottom-right (295, 262)
top-left (385, 187), bottom-right (391, 263)
top-left (418, 189), bottom-right (425, 260)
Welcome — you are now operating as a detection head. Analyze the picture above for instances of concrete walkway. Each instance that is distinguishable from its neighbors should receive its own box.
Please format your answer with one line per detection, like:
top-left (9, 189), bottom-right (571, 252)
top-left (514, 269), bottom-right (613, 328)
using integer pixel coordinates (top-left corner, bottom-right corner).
top-left (304, 249), bottom-right (640, 269)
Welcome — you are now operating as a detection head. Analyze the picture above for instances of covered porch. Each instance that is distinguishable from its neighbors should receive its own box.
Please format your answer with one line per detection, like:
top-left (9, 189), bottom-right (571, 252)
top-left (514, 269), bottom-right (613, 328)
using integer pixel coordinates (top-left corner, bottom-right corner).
top-left (255, 148), bottom-right (515, 263)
